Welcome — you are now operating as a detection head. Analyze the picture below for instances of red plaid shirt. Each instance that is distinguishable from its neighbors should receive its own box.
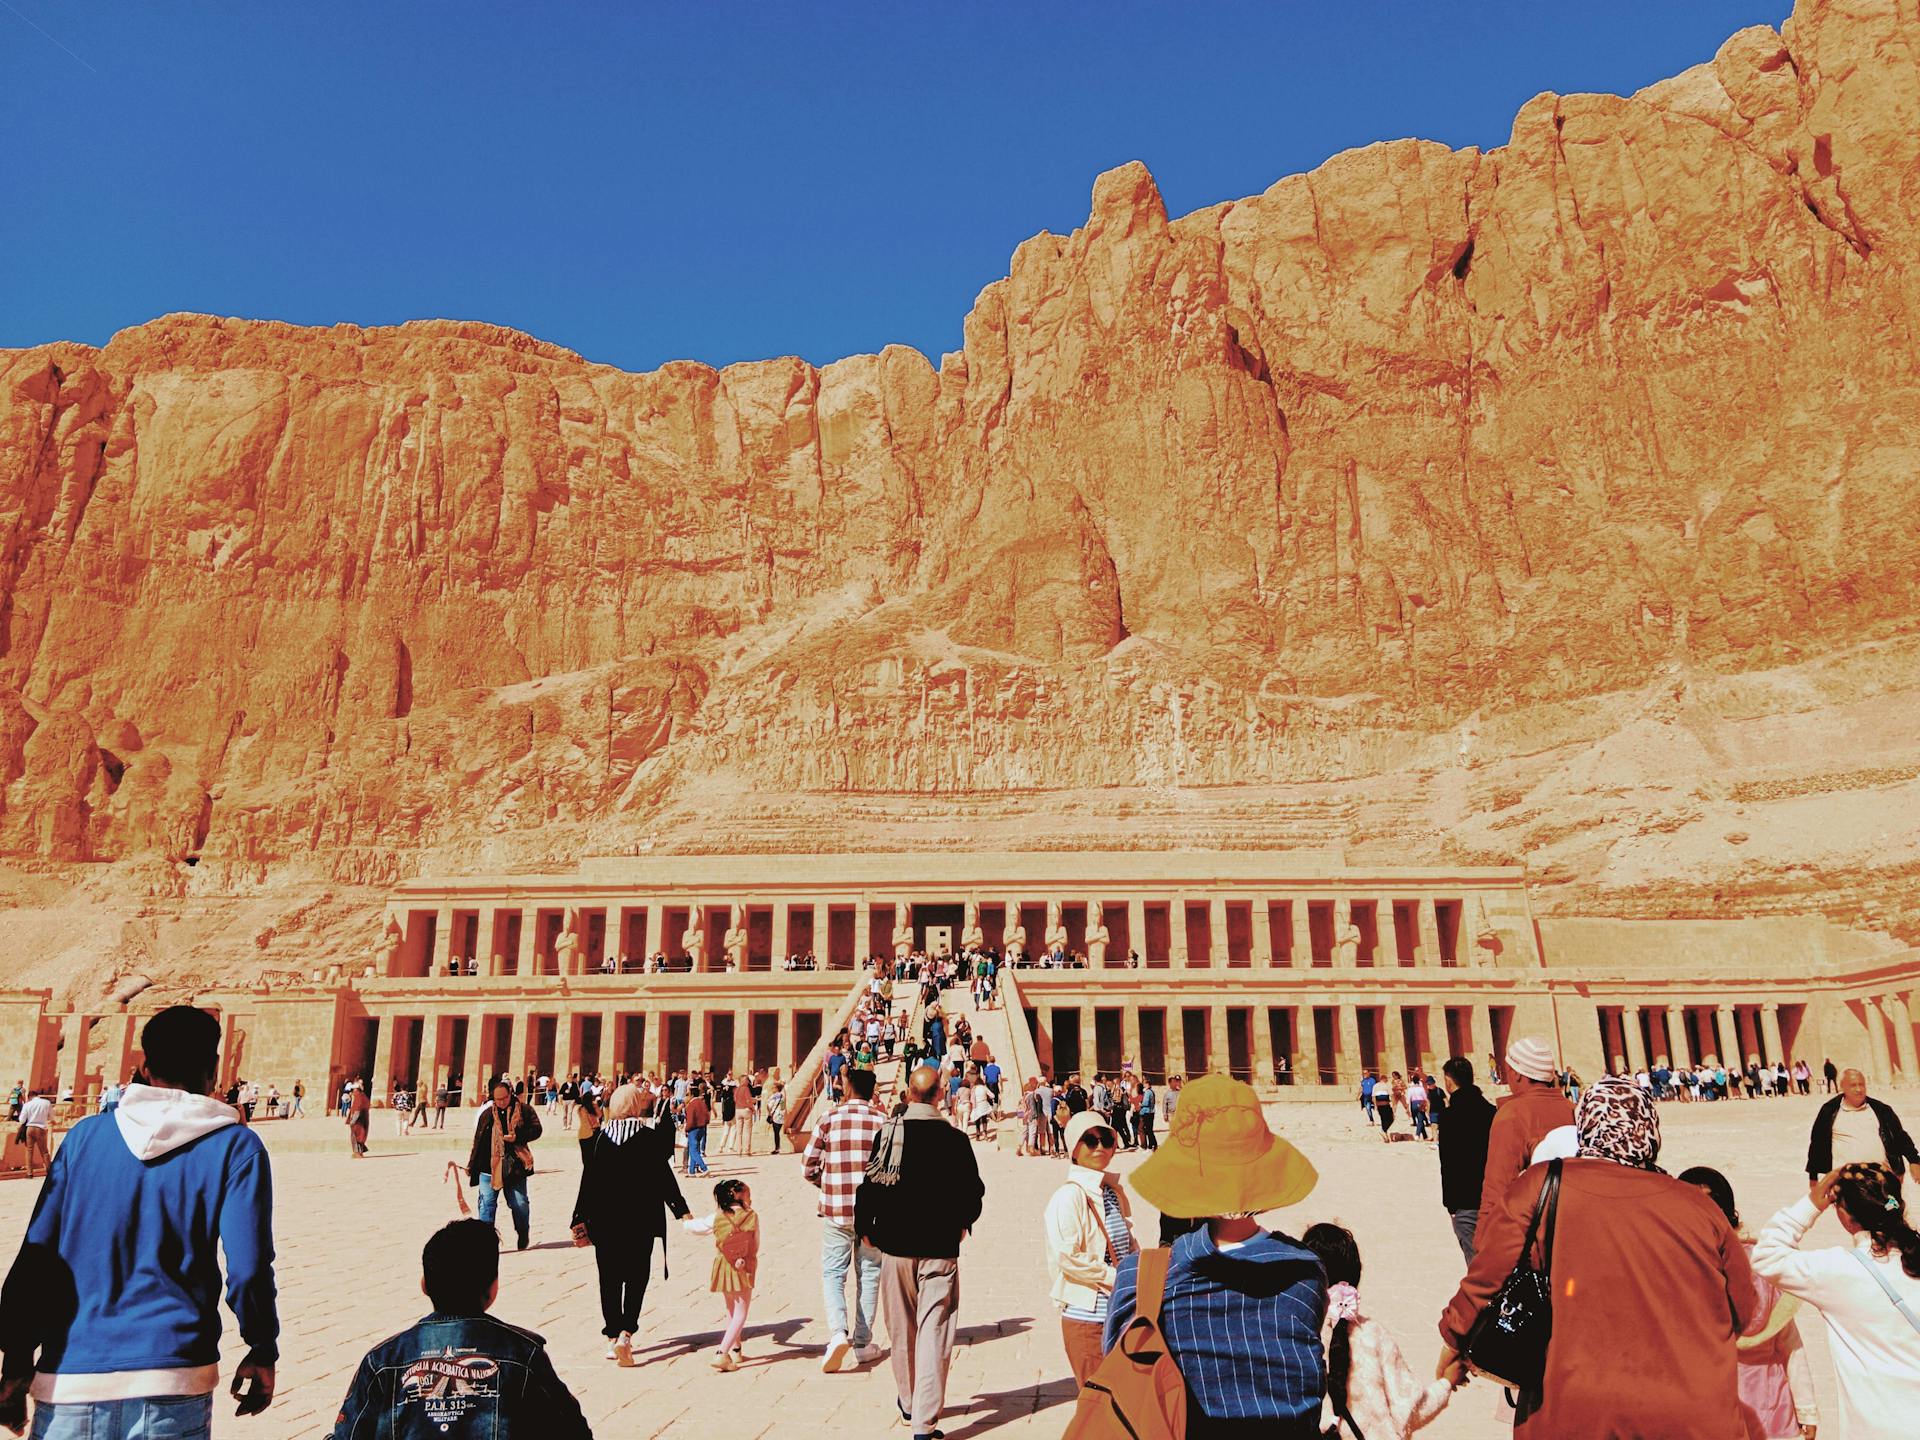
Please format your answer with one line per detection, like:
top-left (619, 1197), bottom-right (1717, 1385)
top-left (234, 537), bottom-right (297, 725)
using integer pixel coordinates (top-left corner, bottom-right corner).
top-left (802, 1097), bottom-right (886, 1223)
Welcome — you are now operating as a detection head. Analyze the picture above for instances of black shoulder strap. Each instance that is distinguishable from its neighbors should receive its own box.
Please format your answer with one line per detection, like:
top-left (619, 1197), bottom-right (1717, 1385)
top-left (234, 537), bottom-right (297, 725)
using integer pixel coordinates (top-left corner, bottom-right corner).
top-left (1519, 1158), bottom-right (1559, 1263)
top-left (1537, 1159), bottom-right (1563, 1274)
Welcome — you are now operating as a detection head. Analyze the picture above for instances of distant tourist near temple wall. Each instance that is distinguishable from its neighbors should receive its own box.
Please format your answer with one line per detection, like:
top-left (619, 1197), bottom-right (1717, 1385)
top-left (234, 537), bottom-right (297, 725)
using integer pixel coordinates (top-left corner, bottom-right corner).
top-left (5, 852), bottom-right (1919, 1117)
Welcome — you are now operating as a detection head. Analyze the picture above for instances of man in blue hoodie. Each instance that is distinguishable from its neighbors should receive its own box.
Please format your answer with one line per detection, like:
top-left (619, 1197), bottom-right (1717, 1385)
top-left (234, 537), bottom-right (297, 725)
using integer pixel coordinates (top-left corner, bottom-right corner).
top-left (0, 1005), bottom-right (277, 1437)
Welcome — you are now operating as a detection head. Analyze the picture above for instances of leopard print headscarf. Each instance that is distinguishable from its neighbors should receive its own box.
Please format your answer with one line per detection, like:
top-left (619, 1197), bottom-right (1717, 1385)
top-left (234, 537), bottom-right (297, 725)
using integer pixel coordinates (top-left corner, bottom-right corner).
top-left (1576, 1075), bottom-right (1664, 1171)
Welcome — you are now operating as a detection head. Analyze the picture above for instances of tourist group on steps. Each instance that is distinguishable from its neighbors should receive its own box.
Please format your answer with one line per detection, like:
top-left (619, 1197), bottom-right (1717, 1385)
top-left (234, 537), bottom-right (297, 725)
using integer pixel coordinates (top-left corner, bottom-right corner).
top-left (2, 966), bottom-right (1919, 1438)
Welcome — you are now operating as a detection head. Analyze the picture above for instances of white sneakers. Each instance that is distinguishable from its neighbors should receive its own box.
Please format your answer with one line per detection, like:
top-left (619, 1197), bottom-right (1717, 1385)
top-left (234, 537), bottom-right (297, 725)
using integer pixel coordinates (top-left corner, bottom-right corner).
top-left (823, 1333), bottom-right (851, 1372)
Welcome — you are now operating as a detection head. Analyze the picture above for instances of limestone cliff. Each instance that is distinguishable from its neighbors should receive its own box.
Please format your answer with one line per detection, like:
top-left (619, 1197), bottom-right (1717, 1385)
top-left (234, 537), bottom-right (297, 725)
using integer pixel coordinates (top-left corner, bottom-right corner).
top-left (4, 0), bottom-right (1920, 995)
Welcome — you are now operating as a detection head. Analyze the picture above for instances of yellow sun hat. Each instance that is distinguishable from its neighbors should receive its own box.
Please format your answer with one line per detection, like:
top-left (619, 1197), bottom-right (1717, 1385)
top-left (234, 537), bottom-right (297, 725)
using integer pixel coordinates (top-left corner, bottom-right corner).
top-left (1130, 1073), bottom-right (1318, 1218)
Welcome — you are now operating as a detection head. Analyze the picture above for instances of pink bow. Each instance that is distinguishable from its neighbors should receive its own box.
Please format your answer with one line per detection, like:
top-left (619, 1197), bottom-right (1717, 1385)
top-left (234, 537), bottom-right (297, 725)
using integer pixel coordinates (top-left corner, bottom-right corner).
top-left (1327, 1281), bottom-right (1361, 1323)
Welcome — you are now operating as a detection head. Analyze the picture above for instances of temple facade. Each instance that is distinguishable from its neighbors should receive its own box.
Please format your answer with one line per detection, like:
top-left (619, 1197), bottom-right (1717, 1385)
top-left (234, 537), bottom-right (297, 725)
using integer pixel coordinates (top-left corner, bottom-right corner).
top-left (6, 853), bottom-right (1918, 1119)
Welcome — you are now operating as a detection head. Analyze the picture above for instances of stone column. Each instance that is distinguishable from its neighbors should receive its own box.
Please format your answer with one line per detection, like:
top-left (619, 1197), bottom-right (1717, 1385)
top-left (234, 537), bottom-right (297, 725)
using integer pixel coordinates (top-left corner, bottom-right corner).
top-left (776, 1008), bottom-right (796, 1075)
top-left (455, 1015), bottom-right (483, 1102)
top-left (648, 1009), bottom-right (671, 1077)
top-left (1122, 1005), bottom-right (1143, 1072)
top-left (856, 900), bottom-right (874, 968)
top-left (1334, 898), bottom-right (1354, 967)
top-left (810, 902), bottom-right (828, 966)
top-left (1476, 1003), bottom-right (1497, 1072)
top-left (772, 902), bottom-right (790, 967)
top-left (507, 1011), bottom-right (534, 1084)
top-left (516, 908), bottom-right (539, 976)
top-left (1077, 1007), bottom-right (1094, 1078)
top-left (1208, 1004), bottom-right (1227, 1075)
top-left (1292, 901), bottom-right (1314, 968)
top-left (433, 904), bottom-right (457, 974)
top-left (552, 1011), bottom-right (575, 1080)
top-left (689, 1006), bottom-right (710, 1070)
top-left (370, 1014), bottom-right (400, 1101)
top-left (1865, 998), bottom-right (1894, 1085)
top-left (1170, 895), bottom-right (1190, 968)
top-left (1252, 898), bottom-right (1274, 967)
top-left (600, 1004), bottom-right (622, 1075)
top-left (1715, 1004), bottom-right (1740, 1065)
top-left (1666, 1004), bottom-right (1689, 1067)
top-left (1417, 897), bottom-right (1442, 967)
top-left (733, 1006), bottom-right (753, 1075)
top-left (1759, 1002), bottom-right (1786, 1066)
top-left (1209, 897), bottom-right (1229, 969)
top-left (1167, 1009), bottom-right (1188, 1078)
top-left (1377, 896), bottom-right (1402, 966)
top-left (1886, 994), bottom-right (1917, 1080)
top-left (1337, 1002), bottom-right (1362, 1087)
top-left (1414, 1003), bottom-right (1440, 1073)
top-left (1125, 899), bottom-right (1145, 967)
top-left (480, 908), bottom-right (504, 976)
top-left (1622, 1006), bottom-right (1647, 1073)
top-left (1252, 1005), bottom-right (1277, 1086)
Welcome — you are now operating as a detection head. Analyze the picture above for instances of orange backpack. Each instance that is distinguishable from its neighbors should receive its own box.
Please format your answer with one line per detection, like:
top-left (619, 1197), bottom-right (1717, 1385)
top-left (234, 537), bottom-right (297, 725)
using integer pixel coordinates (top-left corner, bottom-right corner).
top-left (1061, 1247), bottom-right (1186, 1440)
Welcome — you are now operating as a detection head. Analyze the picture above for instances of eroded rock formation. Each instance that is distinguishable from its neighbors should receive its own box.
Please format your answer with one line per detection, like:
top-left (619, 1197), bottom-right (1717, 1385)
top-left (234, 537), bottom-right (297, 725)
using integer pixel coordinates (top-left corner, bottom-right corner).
top-left (4, 0), bottom-right (1920, 993)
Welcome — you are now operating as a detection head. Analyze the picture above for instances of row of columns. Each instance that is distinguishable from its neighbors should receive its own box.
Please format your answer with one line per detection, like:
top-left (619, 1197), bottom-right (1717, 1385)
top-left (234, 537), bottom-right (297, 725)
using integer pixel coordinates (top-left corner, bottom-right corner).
top-left (1038, 999), bottom-right (1501, 1086)
top-left (367, 1004), bottom-right (811, 1093)
top-left (409, 892), bottom-right (1469, 975)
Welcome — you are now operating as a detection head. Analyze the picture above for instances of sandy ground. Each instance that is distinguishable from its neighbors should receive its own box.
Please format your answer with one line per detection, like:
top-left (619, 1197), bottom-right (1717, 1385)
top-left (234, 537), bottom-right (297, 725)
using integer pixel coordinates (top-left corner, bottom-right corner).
top-left (0, 1091), bottom-right (1869, 1439)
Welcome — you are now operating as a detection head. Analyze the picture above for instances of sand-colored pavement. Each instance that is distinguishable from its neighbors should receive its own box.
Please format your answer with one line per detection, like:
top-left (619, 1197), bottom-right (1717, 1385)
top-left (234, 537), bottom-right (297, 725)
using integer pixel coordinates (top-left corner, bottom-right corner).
top-left (0, 1091), bottom-right (1866, 1438)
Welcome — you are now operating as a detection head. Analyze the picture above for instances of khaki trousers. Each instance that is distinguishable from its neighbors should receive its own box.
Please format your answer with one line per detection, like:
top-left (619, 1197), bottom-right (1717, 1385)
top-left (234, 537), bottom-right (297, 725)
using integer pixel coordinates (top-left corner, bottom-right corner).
top-left (880, 1255), bottom-right (959, 1432)
top-left (1061, 1316), bottom-right (1104, 1386)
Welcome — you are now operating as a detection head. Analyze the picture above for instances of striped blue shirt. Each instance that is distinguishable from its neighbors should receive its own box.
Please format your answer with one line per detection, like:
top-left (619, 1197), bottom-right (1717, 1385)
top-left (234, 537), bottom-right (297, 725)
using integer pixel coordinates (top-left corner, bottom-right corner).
top-left (1062, 1184), bottom-right (1136, 1322)
top-left (1105, 1226), bottom-right (1325, 1434)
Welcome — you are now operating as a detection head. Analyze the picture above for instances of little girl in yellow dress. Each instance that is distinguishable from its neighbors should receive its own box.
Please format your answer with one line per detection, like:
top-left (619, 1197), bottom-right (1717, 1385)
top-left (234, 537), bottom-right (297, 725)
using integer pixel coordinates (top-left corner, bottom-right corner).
top-left (688, 1179), bottom-right (759, 1370)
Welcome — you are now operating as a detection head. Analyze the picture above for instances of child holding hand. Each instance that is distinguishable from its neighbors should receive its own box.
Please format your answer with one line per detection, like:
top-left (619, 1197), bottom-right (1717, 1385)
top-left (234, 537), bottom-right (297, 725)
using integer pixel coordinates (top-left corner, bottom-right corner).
top-left (685, 1179), bottom-right (759, 1370)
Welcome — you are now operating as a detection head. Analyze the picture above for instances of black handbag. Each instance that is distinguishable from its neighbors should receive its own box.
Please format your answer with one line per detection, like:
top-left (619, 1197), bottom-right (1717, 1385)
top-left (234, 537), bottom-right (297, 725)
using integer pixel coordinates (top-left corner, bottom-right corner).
top-left (1464, 1158), bottom-right (1562, 1392)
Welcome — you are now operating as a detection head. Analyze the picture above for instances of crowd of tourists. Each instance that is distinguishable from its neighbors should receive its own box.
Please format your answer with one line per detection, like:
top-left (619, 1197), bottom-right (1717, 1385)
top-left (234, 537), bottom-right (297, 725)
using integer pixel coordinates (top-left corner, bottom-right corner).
top-left (6, 982), bottom-right (1920, 1440)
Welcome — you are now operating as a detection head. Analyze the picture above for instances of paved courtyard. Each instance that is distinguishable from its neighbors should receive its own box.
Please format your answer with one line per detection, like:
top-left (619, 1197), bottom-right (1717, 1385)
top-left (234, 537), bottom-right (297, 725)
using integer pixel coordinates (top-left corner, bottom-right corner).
top-left (0, 1092), bottom-right (1867, 1439)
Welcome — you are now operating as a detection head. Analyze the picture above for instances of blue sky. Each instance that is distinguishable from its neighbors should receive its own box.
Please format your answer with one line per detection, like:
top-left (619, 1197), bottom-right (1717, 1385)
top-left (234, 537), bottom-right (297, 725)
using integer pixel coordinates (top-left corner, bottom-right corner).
top-left (2, 2), bottom-right (1791, 372)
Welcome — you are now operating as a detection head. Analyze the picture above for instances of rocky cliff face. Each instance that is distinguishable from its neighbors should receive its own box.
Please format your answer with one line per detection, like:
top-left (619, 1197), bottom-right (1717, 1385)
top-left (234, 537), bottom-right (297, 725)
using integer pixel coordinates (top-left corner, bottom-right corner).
top-left (4, 0), bottom-right (1919, 994)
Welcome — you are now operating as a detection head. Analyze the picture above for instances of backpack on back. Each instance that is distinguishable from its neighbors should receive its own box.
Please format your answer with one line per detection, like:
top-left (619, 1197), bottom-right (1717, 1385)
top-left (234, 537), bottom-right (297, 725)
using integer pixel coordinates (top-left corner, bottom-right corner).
top-left (1061, 1247), bottom-right (1186, 1440)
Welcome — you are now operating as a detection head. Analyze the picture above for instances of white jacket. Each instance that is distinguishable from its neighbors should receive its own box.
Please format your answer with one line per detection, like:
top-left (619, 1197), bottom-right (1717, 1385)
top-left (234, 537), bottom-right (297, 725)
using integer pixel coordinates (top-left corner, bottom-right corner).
top-left (1044, 1166), bottom-right (1133, 1311)
top-left (1752, 1197), bottom-right (1920, 1439)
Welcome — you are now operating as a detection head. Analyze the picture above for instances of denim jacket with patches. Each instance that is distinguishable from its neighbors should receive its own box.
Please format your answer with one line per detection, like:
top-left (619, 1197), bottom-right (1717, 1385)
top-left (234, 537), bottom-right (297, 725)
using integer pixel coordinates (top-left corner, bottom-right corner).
top-left (328, 1312), bottom-right (591, 1440)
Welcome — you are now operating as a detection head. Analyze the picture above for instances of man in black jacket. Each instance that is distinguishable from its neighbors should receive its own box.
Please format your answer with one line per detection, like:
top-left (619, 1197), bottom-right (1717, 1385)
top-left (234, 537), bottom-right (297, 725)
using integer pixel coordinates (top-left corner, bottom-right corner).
top-left (1805, 1067), bottom-right (1920, 1182)
top-left (1435, 1056), bottom-right (1495, 1265)
top-left (856, 1066), bottom-right (984, 1440)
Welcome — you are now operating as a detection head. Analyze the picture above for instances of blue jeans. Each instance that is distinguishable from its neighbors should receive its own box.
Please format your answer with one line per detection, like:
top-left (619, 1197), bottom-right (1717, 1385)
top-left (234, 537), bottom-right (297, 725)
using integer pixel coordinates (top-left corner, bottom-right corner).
top-left (1449, 1208), bottom-right (1479, 1265)
top-left (822, 1219), bottom-right (883, 1346)
top-left (686, 1126), bottom-right (708, 1174)
top-left (477, 1172), bottom-right (530, 1242)
top-left (32, 1393), bottom-right (212, 1439)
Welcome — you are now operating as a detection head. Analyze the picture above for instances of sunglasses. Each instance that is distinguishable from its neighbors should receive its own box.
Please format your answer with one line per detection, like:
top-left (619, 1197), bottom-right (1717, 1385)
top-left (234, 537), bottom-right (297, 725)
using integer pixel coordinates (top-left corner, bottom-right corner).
top-left (1082, 1128), bottom-right (1118, 1149)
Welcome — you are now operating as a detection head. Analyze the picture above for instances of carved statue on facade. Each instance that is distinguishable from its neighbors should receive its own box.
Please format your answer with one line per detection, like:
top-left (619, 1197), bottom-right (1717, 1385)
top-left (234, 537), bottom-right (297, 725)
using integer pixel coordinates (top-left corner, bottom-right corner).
top-left (552, 908), bottom-right (579, 974)
top-left (1044, 899), bottom-right (1070, 957)
top-left (960, 900), bottom-right (985, 952)
top-left (892, 915), bottom-right (914, 959)
top-left (723, 906), bottom-right (750, 971)
top-left (1472, 898), bottom-right (1504, 962)
top-left (377, 911), bottom-right (403, 973)
top-left (1005, 899), bottom-right (1027, 959)
top-left (1086, 900), bottom-right (1111, 968)
top-left (1333, 920), bottom-right (1363, 966)
top-left (681, 920), bottom-right (705, 972)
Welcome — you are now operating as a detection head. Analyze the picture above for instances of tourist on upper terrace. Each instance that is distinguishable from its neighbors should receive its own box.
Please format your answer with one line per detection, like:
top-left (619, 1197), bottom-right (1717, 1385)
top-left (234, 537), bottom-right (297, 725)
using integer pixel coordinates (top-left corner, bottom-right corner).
top-left (803, 1066), bottom-right (886, 1373)
top-left (327, 1219), bottom-right (590, 1440)
top-left (571, 1082), bottom-right (688, 1366)
top-left (1106, 1073), bottom-right (1325, 1439)
top-left (1440, 1076), bottom-right (1757, 1438)
top-left (1435, 1057), bottom-right (1494, 1265)
top-left (0, 1005), bottom-right (277, 1436)
top-left (1753, 1161), bottom-right (1920, 1436)
top-left (1475, 1037), bottom-right (1574, 1247)
top-left (1805, 1066), bottom-right (1920, 1185)
top-left (468, 1080), bottom-right (543, 1251)
top-left (856, 1066), bottom-right (985, 1440)
top-left (1044, 1110), bottom-right (1136, 1387)
top-left (1676, 1166), bottom-right (1819, 1440)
